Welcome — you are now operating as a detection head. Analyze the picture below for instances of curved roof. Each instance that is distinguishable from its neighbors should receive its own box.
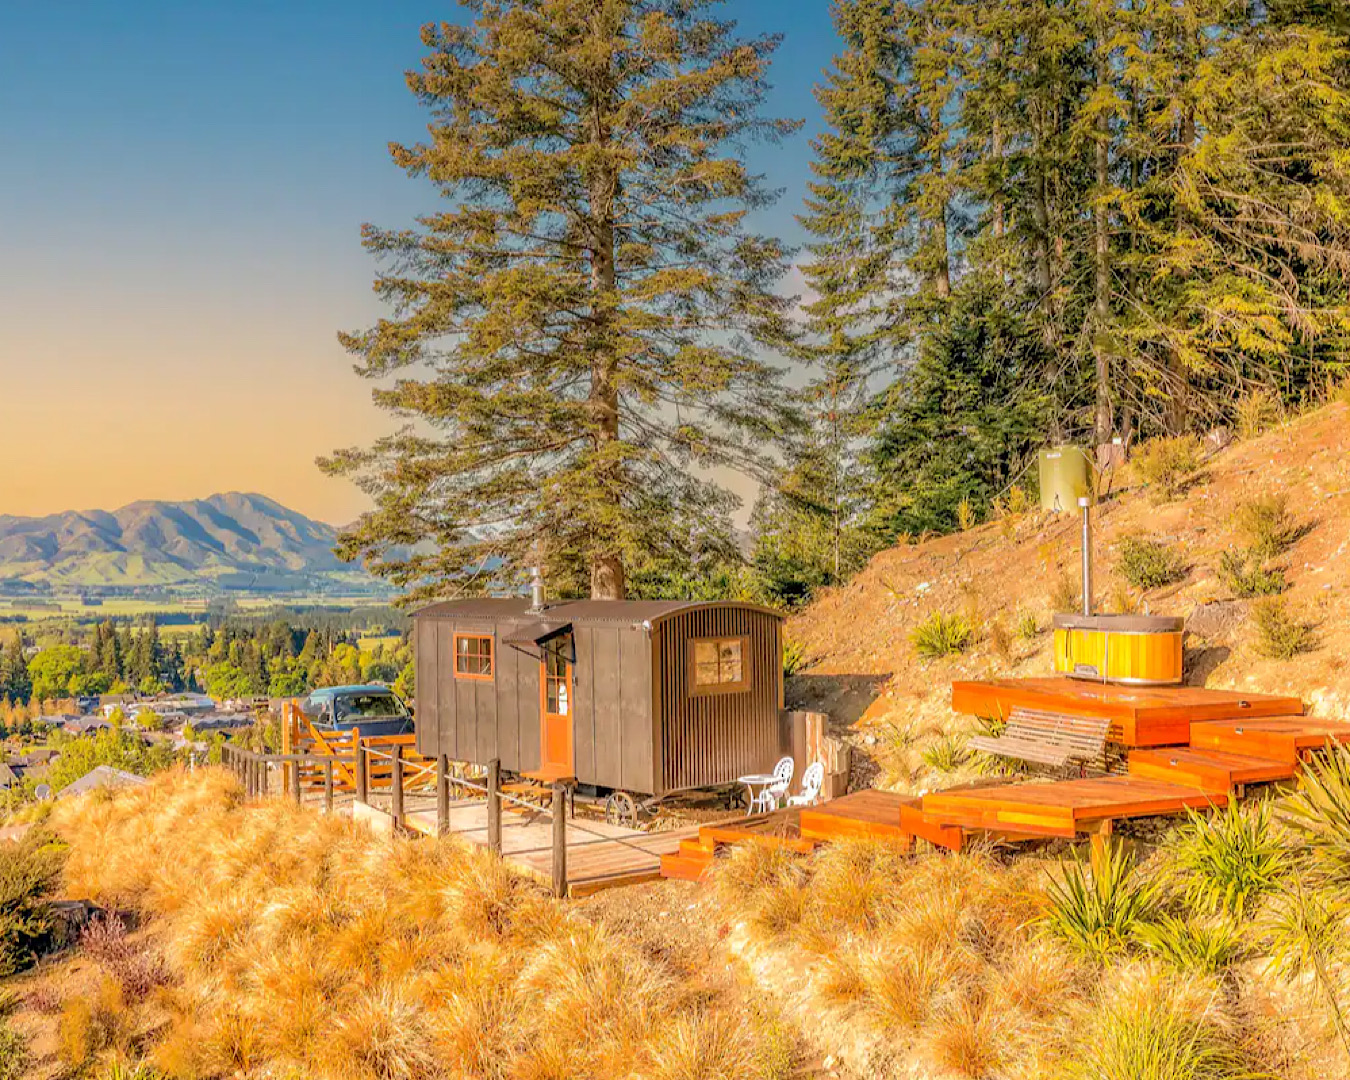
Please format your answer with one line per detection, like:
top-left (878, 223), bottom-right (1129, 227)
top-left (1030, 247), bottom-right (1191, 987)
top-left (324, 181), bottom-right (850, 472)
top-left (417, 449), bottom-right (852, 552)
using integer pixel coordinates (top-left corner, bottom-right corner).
top-left (414, 597), bottom-right (783, 628)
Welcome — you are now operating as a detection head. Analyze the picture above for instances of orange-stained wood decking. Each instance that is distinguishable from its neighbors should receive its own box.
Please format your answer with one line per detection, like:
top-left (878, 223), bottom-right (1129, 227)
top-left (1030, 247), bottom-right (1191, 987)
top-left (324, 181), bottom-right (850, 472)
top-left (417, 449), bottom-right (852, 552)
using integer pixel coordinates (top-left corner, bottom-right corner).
top-left (800, 790), bottom-right (914, 847)
top-left (920, 776), bottom-right (1228, 837)
top-left (1190, 717), bottom-right (1350, 764)
top-left (951, 677), bottom-right (1305, 747)
top-left (1127, 747), bottom-right (1296, 789)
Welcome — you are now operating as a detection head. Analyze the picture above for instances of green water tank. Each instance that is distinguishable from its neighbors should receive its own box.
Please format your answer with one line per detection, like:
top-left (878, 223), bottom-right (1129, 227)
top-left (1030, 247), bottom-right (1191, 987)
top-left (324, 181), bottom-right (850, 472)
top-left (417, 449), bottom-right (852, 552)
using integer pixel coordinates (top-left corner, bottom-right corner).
top-left (1038, 446), bottom-right (1090, 513)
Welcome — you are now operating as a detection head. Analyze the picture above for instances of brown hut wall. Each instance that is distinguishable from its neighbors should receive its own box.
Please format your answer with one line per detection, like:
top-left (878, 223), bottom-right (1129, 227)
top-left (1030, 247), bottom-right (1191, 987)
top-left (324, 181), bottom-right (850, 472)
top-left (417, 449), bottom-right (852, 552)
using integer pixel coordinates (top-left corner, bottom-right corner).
top-left (654, 608), bottom-right (784, 795)
top-left (414, 617), bottom-right (440, 758)
top-left (569, 625), bottom-right (653, 793)
top-left (415, 617), bottom-right (540, 773)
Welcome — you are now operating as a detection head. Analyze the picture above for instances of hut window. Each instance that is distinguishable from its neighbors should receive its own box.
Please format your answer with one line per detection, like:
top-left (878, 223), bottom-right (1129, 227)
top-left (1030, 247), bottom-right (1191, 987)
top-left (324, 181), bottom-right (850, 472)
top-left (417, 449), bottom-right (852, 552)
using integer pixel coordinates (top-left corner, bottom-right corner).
top-left (690, 637), bottom-right (748, 693)
top-left (454, 634), bottom-right (494, 680)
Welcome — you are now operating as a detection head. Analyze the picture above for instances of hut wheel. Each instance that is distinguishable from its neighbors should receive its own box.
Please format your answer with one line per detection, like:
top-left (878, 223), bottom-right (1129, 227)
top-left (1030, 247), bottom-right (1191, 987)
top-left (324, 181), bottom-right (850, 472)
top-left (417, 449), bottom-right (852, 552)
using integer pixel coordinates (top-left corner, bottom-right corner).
top-left (604, 791), bottom-right (639, 829)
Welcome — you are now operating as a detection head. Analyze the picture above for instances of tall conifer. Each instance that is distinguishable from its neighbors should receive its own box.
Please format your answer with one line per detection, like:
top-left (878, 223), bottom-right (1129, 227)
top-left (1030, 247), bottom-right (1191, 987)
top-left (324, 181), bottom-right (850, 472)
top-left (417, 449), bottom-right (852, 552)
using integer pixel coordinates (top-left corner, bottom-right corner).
top-left (326, 1), bottom-right (800, 601)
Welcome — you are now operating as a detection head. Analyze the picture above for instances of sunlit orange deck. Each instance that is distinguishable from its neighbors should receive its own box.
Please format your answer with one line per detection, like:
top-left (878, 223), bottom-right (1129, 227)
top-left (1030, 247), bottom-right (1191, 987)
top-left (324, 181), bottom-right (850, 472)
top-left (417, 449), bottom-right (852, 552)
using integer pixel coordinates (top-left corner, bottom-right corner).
top-left (661, 679), bottom-right (1347, 883)
top-left (951, 677), bottom-right (1304, 747)
top-left (920, 776), bottom-right (1227, 837)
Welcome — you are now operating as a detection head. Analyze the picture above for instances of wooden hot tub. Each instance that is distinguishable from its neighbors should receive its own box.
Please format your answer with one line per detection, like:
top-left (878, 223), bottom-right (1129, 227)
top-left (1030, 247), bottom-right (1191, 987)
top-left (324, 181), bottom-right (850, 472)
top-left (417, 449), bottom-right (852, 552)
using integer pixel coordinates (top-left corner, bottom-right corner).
top-left (1052, 614), bottom-right (1184, 686)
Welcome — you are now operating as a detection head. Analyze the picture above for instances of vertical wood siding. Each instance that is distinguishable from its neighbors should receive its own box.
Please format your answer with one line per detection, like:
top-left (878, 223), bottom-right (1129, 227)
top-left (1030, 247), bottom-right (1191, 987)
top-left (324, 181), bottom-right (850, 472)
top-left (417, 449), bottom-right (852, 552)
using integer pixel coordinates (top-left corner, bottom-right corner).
top-left (654, 608), bottom-right (784, 795)
top-left (415, 605), bottom-right (776, 797)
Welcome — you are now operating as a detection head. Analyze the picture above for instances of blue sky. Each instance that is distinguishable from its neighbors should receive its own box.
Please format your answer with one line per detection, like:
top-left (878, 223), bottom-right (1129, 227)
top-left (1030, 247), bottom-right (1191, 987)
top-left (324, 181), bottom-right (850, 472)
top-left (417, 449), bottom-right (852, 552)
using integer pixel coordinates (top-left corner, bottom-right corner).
top-left (0, 0), bottom-right (838, 522)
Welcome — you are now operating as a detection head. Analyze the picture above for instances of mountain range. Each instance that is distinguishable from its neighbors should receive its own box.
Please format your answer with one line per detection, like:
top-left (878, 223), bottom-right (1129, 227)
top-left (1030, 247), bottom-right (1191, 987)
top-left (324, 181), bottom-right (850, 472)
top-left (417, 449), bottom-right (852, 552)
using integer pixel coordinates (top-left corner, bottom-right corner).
top-left (0, 493), bottom-right (388, 596)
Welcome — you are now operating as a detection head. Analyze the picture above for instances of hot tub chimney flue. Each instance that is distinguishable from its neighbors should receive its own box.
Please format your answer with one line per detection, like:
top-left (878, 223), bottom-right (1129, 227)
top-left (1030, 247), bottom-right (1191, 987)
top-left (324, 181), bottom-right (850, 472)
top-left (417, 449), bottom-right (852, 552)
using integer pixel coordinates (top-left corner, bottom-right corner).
top-left (1079, 496), bottom-right (1093, 618)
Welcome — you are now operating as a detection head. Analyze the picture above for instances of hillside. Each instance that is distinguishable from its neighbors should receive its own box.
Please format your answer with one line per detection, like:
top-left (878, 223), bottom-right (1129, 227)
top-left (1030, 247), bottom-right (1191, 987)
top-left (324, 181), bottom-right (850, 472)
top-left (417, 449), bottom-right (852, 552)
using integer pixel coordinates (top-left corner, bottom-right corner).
top-left (787, 402), bottom-right (1350, 790)
top-left (0, 493), bottom-right (387, 596)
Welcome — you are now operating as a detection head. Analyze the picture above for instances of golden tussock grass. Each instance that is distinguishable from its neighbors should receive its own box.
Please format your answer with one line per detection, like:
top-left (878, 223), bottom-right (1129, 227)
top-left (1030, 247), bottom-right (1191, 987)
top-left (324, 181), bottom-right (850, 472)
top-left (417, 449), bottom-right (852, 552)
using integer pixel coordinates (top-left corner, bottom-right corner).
top-left (50, 767), bottom-right (797, 1079)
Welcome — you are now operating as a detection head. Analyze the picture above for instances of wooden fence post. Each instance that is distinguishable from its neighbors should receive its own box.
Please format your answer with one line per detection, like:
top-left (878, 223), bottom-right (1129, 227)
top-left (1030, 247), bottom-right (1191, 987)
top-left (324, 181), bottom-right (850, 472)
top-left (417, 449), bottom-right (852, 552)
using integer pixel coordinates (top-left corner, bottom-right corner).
top-left (487, 759), bottom-right (502, 855)
top-left (281, 702), bottom-right (293, 801)
top-left (323, 758), bottom-right (334, 814)
top-left (355, 742), bottom-right (368, 805)
top-left (436, 754), bottom-right (449, 837)
top-left (551, 782), bottom-right (567, 899)
top-left (391, 744), bottom-right (404, 825)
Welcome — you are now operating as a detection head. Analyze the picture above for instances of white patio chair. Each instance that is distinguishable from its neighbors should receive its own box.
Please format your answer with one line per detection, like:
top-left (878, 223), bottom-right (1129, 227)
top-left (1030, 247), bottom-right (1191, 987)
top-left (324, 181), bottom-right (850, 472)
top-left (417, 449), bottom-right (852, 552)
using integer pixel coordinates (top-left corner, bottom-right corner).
top-left (786, 761), bottom-right (825, 808)
top-left (751, 756), bottom-right (795, 813)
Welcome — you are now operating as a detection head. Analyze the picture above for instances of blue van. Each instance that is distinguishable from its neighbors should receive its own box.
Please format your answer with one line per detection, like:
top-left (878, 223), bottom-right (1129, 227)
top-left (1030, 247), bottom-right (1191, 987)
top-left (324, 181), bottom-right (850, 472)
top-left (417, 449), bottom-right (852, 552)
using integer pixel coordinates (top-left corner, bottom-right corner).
top-left (298, 685), bottom-right (413, 738)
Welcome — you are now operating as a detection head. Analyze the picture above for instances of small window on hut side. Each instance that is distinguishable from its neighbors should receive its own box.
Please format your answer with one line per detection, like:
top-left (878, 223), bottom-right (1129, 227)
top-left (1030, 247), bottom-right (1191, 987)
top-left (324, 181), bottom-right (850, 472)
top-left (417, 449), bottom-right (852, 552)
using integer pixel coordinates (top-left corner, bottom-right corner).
top-left (454, 634), bottom-right (494, 680)
top-left (690, 637), bottom-right (748, 694)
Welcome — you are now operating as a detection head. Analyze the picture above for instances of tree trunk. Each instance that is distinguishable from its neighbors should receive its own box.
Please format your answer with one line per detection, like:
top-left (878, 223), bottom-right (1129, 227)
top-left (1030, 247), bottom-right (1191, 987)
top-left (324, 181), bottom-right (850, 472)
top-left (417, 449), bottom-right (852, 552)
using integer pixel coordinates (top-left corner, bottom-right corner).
top-left (1166, 107), bottom-right (1197, 435)
top-left (927, 106), bottom-right (951, 299)
top-left (587, 43), bottom-right (625, 601)
top-left (1092, 14), bottom-right (1114, 445)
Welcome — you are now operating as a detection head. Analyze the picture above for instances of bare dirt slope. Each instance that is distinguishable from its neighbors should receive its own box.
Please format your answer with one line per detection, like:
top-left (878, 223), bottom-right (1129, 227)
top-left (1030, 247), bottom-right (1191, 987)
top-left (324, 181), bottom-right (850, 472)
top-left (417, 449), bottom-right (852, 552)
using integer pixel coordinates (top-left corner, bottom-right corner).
top-left (786, 402), bottom-right (1350, 791)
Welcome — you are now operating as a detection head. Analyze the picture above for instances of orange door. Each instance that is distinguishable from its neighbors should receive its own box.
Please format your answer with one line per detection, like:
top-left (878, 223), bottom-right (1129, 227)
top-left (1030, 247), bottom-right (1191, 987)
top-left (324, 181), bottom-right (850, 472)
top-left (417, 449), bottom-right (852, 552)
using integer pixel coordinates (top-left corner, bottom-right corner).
top-left (540, 635), bottom-right (574, 777)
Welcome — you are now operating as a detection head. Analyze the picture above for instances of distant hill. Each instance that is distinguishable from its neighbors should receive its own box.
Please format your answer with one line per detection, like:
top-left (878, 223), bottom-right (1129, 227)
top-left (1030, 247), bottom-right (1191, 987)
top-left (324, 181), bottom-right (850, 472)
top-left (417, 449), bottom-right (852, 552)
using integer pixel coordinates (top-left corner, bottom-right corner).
top-left (0, 493), bottom-right (390, 597)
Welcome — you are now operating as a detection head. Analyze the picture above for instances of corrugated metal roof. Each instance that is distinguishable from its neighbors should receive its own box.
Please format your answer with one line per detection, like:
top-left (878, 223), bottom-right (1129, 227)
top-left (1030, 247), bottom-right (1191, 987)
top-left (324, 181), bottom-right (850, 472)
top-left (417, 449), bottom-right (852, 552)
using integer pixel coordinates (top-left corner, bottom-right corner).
top-left (415, 598), bottom-right (782, 627)
top-left (501, 620), bottom-right (571, 645)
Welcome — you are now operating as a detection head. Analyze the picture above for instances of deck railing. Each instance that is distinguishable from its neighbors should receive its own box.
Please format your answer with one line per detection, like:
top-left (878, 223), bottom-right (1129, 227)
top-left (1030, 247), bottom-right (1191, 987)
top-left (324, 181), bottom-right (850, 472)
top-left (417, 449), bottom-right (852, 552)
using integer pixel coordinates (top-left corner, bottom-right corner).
top-left (220, 742), bottom-right (572, 896)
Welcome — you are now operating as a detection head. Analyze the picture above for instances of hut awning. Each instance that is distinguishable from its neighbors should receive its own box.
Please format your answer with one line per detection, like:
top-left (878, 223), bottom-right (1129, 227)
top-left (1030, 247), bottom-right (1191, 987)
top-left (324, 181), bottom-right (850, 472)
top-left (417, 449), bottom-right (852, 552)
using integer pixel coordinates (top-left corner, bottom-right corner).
top-left (503, 621), bottom-right (571, 646)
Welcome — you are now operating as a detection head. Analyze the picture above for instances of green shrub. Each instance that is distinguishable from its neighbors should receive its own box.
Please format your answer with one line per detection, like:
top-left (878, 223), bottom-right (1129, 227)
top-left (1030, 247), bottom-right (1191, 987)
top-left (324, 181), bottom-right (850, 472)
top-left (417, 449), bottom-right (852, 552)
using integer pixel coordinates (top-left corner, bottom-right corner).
top-left (0, 1017), bottom-right (28, 1080)
top-left (910, 612), bottom-right (974, 659)
top-left (1173, 802), bottom-right (1286, 918)
top-left (1117, 535), bottom-right (1188, 591)
top-left (1049, 569), bottom-right (1080, 614)
top-left (1216, 549), bottom-right (1285, 598)
top-left (782, 639), bottom-right (809, 678)
top-left (1252, 597), bottom-right (1316, 660)
top-left (1233, 493), bottom-right (1302, 559)
top-left (1132, 435), bottom-right (1202, 502)
top-left (1015, 610), bottom-right (1039, 641)
top-left (1073, 967), bottom-right (1249, 1080)
top-left (1235, 386), bottom-right (1283, 439)
top-left (1281, 741), bottom-right (1350, 894)
top-left (1041, 840), bottom-right (1159, 963)
top-left (1135, 914), bottom-right (1247, 976)
top-left (0, 830), bottom-right (66, 977)
top-left (921, 734), bottom-right (970, 773)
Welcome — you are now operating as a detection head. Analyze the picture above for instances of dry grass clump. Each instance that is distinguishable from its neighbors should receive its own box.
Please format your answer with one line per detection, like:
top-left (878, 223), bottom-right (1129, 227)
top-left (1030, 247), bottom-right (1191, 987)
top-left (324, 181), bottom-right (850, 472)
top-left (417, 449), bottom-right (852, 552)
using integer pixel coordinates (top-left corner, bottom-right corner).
top-left (716, 841), bottom-right (1068, 1077)
top-left (50, 768), bottom-right (796, 1079)
top-left (1133, 435), bottom-right (1202, 502)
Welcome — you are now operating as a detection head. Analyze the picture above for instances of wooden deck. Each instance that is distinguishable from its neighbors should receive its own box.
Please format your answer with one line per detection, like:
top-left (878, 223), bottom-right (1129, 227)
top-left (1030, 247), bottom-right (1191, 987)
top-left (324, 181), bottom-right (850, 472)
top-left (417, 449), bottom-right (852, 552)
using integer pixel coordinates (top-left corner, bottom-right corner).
top-left (661, 679), bottom-right (1350, 883)
top-left (951, 677), bottom-right (1304, 747)
top-left (920, 776), bottom-right (1227, 837)
top-left (399, 799), bottom-right (701, 896)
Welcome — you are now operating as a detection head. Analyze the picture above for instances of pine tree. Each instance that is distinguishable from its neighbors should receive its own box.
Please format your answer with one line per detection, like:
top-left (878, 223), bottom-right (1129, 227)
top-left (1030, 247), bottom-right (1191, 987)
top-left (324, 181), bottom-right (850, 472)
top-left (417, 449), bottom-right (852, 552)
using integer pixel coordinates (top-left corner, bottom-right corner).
top-left (324, 2), bottom-right (801, 601)
top-left (868, 278), bottom-right (1052, 538)
top-left (3, 631), bottom-right (31, 704)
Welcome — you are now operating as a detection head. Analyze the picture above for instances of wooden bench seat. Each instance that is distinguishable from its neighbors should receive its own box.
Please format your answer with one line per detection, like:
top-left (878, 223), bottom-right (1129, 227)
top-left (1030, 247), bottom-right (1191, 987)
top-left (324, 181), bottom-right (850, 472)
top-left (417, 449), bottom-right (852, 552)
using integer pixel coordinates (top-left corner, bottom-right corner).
top-left (967, 707), bottom-right (1111, 768)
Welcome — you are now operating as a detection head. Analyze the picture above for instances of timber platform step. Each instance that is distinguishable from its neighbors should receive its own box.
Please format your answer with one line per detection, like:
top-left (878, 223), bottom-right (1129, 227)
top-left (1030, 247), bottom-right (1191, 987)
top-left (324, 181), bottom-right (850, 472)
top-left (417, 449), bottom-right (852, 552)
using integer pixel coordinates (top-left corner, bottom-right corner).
top-left (799, 789), bottom-right (914, 847)
top-left (920, 776), bottom-right (1227, 838)
top-left (659, 810), bottom-right (814, 882)
top-left (1128, 747), bottom-right (1296, 788)
top-left (1189, 717), bottom-right (1350, 763)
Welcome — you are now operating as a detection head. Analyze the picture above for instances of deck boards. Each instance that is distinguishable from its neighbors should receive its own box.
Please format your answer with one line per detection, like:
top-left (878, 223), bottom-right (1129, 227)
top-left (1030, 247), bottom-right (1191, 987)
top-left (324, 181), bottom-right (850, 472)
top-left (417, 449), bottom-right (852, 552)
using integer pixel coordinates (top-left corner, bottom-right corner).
top-left (1190, 717), bottom-right (1350, 763)
top-left (920, 776), bottom-right (1226, 836)
top-left (952, 677), bottom-right (1304, 747)
top-left (799, 790), bottom-right (913, 846)
top-left (1128, 747), bottom-right (1296, 788)
top-left (401, 799), bottom-right (699, 895)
